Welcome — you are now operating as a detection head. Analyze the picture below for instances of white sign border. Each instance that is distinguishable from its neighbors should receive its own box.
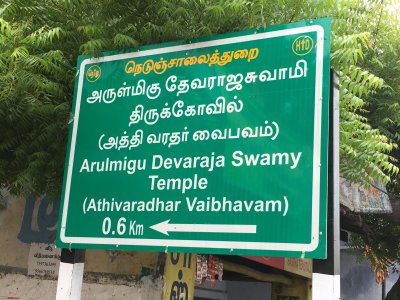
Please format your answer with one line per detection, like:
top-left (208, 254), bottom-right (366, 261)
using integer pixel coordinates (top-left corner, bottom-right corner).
top-left (60, 24), bottom-right (325, 253)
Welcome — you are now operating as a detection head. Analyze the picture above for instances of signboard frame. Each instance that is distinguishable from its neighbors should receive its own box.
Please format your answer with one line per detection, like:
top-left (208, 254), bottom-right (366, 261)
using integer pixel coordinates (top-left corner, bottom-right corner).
top-left (57, 18), bottom-right (330, 258)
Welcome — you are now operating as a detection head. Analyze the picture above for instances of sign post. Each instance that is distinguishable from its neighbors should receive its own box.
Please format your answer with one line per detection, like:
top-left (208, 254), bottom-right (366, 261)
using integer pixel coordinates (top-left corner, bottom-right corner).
top-left (312, 71), bottom-right (340, 299)
top-left (56, 249), bottom-right (85, 300)
top-left (57, 18), bottom-right (330, 259)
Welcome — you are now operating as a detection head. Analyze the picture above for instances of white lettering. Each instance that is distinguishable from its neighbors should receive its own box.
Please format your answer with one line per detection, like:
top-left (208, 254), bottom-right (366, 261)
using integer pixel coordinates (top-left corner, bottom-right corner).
top-left (231, 150), bottom-right (302, 169)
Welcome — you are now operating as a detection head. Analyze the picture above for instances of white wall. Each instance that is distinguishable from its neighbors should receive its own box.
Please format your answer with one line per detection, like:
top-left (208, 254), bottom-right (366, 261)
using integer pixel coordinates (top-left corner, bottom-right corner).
top-left (0, 192), bottom-right (163, 299)
top-left (0, 274), bottom-right (162, 300)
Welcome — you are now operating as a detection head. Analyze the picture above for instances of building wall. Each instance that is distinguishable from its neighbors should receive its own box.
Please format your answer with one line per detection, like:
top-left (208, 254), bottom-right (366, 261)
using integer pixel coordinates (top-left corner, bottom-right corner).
top-left (341, 249), bottom-right (397, 300)
top-left (0, 193), bottom-right (30, 271)
top-left (0, 274), bottom-right (162, 300)
top-left (227, 281), bottom-right (271, 300)
top-left (0, 192), bottom-right (163, 299)
top-left (194, 279), bottom-right (272, 300)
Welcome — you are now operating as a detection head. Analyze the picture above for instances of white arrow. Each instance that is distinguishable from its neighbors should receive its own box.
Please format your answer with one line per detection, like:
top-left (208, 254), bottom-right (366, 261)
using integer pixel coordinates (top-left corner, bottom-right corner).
top-left (150, 220), bottom-right (257, 236)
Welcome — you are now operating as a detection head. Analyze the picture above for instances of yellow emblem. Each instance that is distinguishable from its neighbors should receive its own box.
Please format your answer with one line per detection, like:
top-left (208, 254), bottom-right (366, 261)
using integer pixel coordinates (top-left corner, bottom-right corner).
top-left (86, 65), bottom-right (101, 82)
top-left (292, 35), bottom-right (314, 56)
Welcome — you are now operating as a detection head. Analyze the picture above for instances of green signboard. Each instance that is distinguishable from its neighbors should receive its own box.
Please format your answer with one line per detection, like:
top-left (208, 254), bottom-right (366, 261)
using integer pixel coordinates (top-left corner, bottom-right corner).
top-left (56, 18), bottom-right (330, 258)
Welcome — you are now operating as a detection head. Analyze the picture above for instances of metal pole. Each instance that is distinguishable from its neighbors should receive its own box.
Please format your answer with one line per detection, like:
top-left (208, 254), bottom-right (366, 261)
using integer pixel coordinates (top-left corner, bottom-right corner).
top-left (56, 249), bottom-right (85, 300)
top-left (312, 70), bottom-right (340, 300)
top-left (382, 279), bottom-right (386, 300)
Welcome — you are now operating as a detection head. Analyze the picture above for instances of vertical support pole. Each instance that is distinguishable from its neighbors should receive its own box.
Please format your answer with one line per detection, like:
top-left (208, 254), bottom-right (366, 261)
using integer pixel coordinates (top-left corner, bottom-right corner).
top-left (382, 279), bottom-right (386, 300)
top-left (56, 249), bottom-right (85, 300)
top-left (312, 71), bottom-right (340, 300)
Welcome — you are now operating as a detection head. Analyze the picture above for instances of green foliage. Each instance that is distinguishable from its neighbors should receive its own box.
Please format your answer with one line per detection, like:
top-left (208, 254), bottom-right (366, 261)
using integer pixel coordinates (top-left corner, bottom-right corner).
top-left (322, 7), bottom-right (399, 186)
top-left (350, 214), bottom-right (400, 282)
top-left (0, 13), bottom-right (72, 196)
top-left (0, 0), bottom-right (398, 220)
top-left (0, 0), bottom-right (318, 197)
top-left (331, 30), bottom-right (398, 185)
top-left (0, 1), bottom-right (399, 295)
top-left (318, 0), bottom-right (400, 282)
top-left (0, 0), bottom-right (399, 289)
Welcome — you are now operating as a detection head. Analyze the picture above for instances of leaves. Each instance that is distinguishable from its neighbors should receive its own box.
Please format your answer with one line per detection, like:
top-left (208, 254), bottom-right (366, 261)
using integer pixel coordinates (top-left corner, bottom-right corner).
top-left (323, 0), bottom-right (400, 283)
top-left (0, 4), bottom-right (73, 196)
top-left (326, 9), bottom-right (399, 187)
top-left (0, 0), bottom-right (398, 208)
top-left (24, 26), bottom-right (64, 47)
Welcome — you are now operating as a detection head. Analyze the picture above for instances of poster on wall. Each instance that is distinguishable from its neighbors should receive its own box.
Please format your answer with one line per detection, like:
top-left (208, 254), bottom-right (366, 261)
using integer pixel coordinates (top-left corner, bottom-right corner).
top-left (28, 243), bottom-right (61, 278)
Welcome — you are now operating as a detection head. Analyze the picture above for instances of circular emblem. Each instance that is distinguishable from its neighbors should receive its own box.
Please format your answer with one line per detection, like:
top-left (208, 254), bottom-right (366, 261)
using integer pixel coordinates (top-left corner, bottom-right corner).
top-left (292, 35), bottom-right (314, 56)
top-left (86, 65), bottom-right (101, 82)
